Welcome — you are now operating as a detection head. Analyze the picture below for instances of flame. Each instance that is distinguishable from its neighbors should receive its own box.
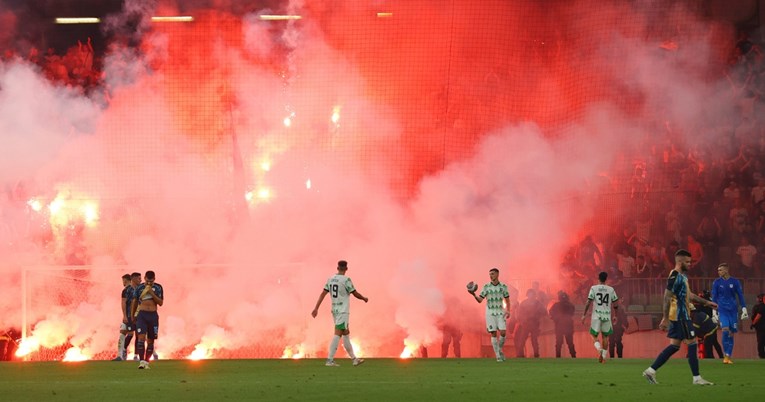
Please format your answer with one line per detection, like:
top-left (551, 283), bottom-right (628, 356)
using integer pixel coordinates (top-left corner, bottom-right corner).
top-left (48, 198), bottom-right (64, 215)
top-left (331, 106), bottom-right (341, 125)
top-left (260, 160), bottom-right (271, 172)
top-left (305, 179), bottom-right (312, 189)
top-left (283, 116), bottom-right (292, 127)
top-left (257, 188), bottom-right (271, 200)
top-left (27, 198), bottom-right (43, 212)
top-left (399, 339), bottom-right (419, 359)
top-left (187, 344), bottom-right (214, 360)
top-left (351, 340), bottom-right (364, 358)
top-left (62, 346), bottom-right (89, 362)
top-left (281, 344), bottom-right (305, 359)
top-left (15, 337), bottom-right (40, 358)
top-left (399, 346), bottom-right (415, 359)
top-left (46, 191), bottom-right (100, 227)
top-left (81, 202), bottom-right (99, 226)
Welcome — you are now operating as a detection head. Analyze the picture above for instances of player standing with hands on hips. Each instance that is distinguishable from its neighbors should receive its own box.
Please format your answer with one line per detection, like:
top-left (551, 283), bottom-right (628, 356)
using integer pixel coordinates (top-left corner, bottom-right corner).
top-left (312, 260), bottom-right (368, 367)
top-left (467, 268), bottom-right (511, 362)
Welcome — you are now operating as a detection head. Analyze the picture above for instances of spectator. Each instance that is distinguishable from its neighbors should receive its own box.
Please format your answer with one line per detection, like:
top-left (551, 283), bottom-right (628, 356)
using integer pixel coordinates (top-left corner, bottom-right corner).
top-left (751, 178), bottom-right (765, 206)
top-left (549, 291), bottom-right (576, 358)
top-left (751, 293), bottom-right (765, 358)
top-left (736, 236), bottom-right (757, 272)
top-left (514, 289), bottom-right (545, 358)
top-left (609, 303), bottom-right (629, 358)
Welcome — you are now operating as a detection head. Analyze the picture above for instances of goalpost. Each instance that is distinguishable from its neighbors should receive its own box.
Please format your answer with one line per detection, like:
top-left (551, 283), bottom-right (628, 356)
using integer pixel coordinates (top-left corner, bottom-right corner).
top-left (20, 265), bottom-right (124, 361)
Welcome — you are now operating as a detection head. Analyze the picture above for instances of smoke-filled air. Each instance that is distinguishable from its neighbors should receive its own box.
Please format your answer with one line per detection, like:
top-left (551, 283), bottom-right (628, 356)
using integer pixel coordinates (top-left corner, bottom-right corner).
top-left (0, 0), bottom-right (759, 359)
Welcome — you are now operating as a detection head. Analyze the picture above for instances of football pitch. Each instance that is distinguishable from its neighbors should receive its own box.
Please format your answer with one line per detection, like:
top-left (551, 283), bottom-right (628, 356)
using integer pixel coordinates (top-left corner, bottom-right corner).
top-left (0, 358), bottom-right (762, 401)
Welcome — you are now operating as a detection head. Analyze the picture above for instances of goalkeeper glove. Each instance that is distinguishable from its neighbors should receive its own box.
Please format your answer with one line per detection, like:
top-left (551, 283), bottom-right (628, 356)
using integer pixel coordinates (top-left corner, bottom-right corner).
top-left (741, 307), bottom-right (749, 320)
top-left (712, 310), bottom-right (719, 324)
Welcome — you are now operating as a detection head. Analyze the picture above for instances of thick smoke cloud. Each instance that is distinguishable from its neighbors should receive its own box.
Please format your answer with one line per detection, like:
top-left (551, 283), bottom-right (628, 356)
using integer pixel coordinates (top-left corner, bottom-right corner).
top-left (0, 0), bottom-right (752, 358)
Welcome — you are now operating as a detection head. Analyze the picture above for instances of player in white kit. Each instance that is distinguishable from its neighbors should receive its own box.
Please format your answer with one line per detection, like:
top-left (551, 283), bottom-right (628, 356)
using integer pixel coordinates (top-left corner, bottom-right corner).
top-left (581, 271), bottom-right (619, 363)
top-left (468, 268), bottom-right (511, 362)
top-left (312, 260), bottom-right (368, 367)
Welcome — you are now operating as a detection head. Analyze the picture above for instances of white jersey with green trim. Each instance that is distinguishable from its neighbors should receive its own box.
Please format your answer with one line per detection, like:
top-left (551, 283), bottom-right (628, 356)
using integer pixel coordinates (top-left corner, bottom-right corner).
top-left (324, 274), bottom-right (356, 314)
top-left (587, 284), bottom-right (618, 321)
top-left (479, 282), bottom-right (510, 316)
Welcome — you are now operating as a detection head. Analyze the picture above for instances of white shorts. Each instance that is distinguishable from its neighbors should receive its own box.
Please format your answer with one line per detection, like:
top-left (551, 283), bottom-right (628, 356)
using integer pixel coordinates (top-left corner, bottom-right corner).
top-left (333, 312), bottom-right (349, 330)
top-left (590, 317), bottom-right (613, 336)
top-left (485, 313), bottom-right (507, 332)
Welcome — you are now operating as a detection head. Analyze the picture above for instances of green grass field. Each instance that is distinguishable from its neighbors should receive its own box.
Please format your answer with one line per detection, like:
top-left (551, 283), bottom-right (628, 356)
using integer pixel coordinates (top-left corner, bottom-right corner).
top-left (0, 358), bottom-right (762, 401)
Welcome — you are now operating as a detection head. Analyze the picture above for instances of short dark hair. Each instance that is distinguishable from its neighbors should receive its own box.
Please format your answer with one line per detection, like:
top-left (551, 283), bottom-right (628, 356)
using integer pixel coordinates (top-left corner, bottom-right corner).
top-left (598, 271), bottom-right (608, 282)
top-left (338, 260), bottom-right (348, 270)
top-left (717, 263), bottom-right (729, 269)
top-left (675, 249), bottom-right (692, 258)
top-left (489, 268), bottom-right (499, 274)
top-left (122, 273), bottom-right (131, 280)
top-left (145, 270), bottom-right (156, 280)
top-left (131, 272), bottom-right (141, 279)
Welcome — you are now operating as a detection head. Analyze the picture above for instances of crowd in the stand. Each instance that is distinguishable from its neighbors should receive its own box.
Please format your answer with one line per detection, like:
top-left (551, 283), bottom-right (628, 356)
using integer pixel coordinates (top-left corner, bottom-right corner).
top-left (2, 38), bottom-right (101, 91)
top-left (560, 32), bottom-right (765, 303)
top-left (1, 31), bottom-right (765, 278)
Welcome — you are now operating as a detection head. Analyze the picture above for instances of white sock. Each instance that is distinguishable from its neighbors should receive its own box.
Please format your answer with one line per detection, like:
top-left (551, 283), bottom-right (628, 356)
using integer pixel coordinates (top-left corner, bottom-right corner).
top-left (498, 336), bottom-right (506, 349)
top-left (118, 333), bottom-right (126, 356)
top-left (342, 336), bottom-right (357, 360)
top-left (594, 341), bottom-right (602, 352)
top-left (646, 367), bottom-right (656, 374)
top-left (491, 337), bottom-right (500, 358)
top-left (328, 335), bottom-right (340, 361)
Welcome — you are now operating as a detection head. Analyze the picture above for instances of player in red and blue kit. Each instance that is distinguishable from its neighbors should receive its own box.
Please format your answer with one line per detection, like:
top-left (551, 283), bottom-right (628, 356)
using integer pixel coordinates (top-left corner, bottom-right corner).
top-left (711, 263), bottom-right (748, 364)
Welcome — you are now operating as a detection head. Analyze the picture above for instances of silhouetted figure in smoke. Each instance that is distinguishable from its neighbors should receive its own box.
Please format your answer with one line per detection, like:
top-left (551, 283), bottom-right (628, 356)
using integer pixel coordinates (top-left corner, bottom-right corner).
top-left (440, 323), bottom-right (462, 358)
top-left (439, 300), bottom-right (463, 358)
top-left (0, 328), bottom-right (20, 361)
top-left (514, 289), bottom-right (545, 358)
top-left (609, 302), bottom-right (628, 358)
top-left (549, 291), bottom-right (576, 358)
top-left (577, 235), bottom-right (602, 270)
top-left (750, 293), bottom-right (765, 358)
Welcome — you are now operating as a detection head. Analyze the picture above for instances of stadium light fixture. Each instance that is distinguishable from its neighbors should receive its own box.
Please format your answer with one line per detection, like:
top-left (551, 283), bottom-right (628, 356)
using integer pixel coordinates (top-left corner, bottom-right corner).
top-left (259, 15), bottom-right (302, 21)
top-left (151, 16), bottom-right (194, 23)
top-left (55, 17), bottom-right (101, 24)
top-left (55, 16), bottom-right (194, 25)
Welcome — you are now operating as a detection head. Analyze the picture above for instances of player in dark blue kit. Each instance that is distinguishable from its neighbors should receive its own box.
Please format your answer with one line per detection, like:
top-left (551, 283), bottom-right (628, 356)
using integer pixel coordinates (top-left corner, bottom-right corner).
top-left (642, 249), bottom-right (717, 385)
top-left (711, 263), bottom-right (747, 364)
top-left (130, 270), bottom-right (163, 369)
top-left (112, 274), bottom-right (132, 361)
top-left (122, 272), bottom-right (141, 360)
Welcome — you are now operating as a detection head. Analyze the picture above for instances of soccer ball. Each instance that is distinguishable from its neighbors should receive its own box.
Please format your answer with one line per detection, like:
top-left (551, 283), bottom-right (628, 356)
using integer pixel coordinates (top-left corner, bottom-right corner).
top-left (466, 281), bottom-right (478, 292)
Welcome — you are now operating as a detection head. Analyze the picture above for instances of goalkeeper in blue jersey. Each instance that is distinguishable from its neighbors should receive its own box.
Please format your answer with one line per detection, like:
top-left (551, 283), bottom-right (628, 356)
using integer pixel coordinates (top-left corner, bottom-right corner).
top-left (711, 263), bottom-right (748, 364)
